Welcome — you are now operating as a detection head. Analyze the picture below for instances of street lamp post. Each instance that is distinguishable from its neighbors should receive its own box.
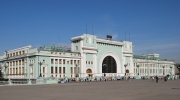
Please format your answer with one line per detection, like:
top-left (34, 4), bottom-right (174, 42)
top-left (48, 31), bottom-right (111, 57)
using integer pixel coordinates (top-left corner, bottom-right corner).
top-left (162, 66), bottom-right (165, 76)
top-left (137, 65), bottom-right (139, 75)
top-left (75, 64), bottom-right (79, 78)
top-left (124, 64), bottom-right (128, 76)
top-left (75, 64), bottom-right (79, 82)
top-left (38, 62), bottom-right (43, 77)
top-left (136, 64), bottom-right (141, 79)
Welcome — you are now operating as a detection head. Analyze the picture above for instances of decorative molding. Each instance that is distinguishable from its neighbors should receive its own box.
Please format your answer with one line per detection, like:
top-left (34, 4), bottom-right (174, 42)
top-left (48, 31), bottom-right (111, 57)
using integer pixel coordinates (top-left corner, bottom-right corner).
top-left (71, 36), bottom-right (84, 41)
top-left (96, 38), bottom-right (123, 46)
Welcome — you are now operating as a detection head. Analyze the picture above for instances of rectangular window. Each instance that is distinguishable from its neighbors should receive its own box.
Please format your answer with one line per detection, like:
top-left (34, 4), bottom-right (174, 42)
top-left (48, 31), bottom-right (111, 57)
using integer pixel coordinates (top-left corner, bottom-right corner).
top-left (55, 67), bottom-right (57, 73)
top-left (43, 67), bottom-right (45, 73)
top-left (59, 59), bottom-right (62, 64)
top-left (55, 59), bottom-right (58, 64)
top-left (63, 59), bottom-right (65, 64)
top-left (51, 59), bottom-right (54, 64)
top-left (19, 51), bottom-right (21, 55)
top-left (71, 60), bottom-right (73, 64)
top-left (16, 61), bottom-right (18, 66)
top-left (22, 51), bottom-right (25, 55)
top-left (78, 60), bottom-right (80, 64)
top-left (74, 67), bottom-right (76, 73)
top-left (16, 52), bottom-right (18, 56)
top-left (51, 67), bottom-right (53, 73)
top-left (59, 67), bottom-right (61, 73)
top-left (63, 67), bottom-right (65, 73)
top-left (76, 46), bottom-right (78, 50)
top-left (19, 67), bottom-right (21, 74)
top-left (16, 68), bottom-right (18, 74)
top-left (22, 60), bottom-right (24, 65)
top-left (22, 67), bottom-right (24, 74)
top-left (74, 60), bottom-right (76, 64)
top-left (19, 60), bottom-right (21, 65)
top-left (78, 67), bottom-right (80, 73)
top-left (13, 61), bottom-right (15, 66)
top-left (67, 61), bottom-right (69, 64)
top-left (10, 68), bottom-right (12, 74)
top-left (71, 67), bottom-right (73, 73)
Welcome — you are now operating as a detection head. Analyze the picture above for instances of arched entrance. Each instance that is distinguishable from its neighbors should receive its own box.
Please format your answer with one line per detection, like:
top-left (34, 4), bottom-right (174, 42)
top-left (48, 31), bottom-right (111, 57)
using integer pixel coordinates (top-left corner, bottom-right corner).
top-left (86, 69), bottom-right (93, 77)
top-left (126, 69), bottom-right (129, 73)
top-left (102, 56), bottom-right (117, 73)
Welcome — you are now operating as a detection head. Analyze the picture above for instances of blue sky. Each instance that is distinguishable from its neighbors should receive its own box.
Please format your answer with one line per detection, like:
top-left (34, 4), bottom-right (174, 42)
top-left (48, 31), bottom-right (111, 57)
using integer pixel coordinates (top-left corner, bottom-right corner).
top-left (0, 0), bottom-right (180, 63)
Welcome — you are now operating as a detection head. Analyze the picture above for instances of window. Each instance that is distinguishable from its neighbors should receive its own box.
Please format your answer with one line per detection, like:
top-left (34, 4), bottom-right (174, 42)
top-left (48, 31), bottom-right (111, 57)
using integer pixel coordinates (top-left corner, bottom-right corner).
top-left (88, 61), bottom-right (90, 64)
top-left (10, 62), bottom-right (12, 66)
top-left (63, 59), bottom-right (65, 64)
top-left (16, 68), bottom-right (18, 74)
top-left (71, 60), bottom-right (73, 64)
top-left (55, 67), bottom-right (57, 73)
top-left (22, 51), bottom-right (25, 55)
top-left (59, 59), bottom-right (62, 64)
top-left (19, 67), bottom-right (21, 74)
top-left (19, 60), bottom-right (21, 65)
top-left (71, 67), bottom-right (73, 73)
top-left (86, 61), bottom-right (87, 64)
top-left (59, 67), bottom-right (61, 73)
top-left (67, 61), bottom-right (69, 64)
top-left (22, 60), bottom-right (24, 65)
top-left (55, 59), bottom-right (58, 64)
top-left (51, 67), bottom-right (53, 73)
top-left (10, 68), bottom-right (12, 74)
top-left (16, 52), bottom-right (18, 56)
top-left (91, 61), bottom-right (93, 64)
top-left (74, 67), bottom-right (76, 73)
top-left (43, 67), bottom-right (45, 73)
top-left (63, 67), bottom-right (65, 73)
top-left (13, 61), bottom-right (15, 66)
top-left (22, 67), bottom-right (24, 74)
top-left (16, 61), bottom-right (18, 65)
top-left (76, 46), bottom-right (78, 50)
top-left (51, 59), bottom-right (54, 64)
top-left (78, 60), bottom-right (80, 64)
top-left (74, 60), bottom-right (76, 64)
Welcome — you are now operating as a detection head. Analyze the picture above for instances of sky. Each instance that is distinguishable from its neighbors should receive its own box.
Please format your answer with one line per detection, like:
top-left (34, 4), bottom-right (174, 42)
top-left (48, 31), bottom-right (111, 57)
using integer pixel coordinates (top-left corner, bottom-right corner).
top-left (0, 0), bottom-right (180, 63)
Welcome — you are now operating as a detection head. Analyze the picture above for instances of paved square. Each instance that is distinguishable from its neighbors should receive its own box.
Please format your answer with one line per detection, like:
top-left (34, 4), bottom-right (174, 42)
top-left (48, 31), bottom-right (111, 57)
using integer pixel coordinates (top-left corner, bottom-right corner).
top-left (0, 79), bottom-right (180, 100)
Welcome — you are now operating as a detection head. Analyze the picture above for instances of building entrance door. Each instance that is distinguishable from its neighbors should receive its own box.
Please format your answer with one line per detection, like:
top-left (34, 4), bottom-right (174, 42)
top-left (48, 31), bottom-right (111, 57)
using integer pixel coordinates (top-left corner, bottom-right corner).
top-left (86, 69), bottom-right (93, 77)
top-left (102, 56), bottom-right (117, 73)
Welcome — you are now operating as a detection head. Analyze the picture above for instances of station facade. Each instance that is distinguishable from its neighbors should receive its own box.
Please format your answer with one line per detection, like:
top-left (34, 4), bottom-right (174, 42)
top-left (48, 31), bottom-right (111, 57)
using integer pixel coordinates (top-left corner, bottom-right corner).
top-left (0, 34), bottom-right (175, 80)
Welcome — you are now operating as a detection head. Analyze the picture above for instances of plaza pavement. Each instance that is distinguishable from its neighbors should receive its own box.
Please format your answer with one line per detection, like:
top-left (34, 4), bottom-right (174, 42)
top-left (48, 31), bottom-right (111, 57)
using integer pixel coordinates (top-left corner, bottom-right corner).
top-left (0, 79), bottom-right (179, 100)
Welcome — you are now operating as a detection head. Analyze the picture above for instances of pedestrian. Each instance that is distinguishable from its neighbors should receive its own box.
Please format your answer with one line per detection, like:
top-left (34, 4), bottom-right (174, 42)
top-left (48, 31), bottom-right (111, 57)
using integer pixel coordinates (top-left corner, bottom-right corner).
top-left (155, 76), bottom-right (158, 83)
top-left (152, 76), bottom-right (154, 82)
top-left (164, 76), bottom-right (167, 82)
top-left (128, 76), bottom-right (130, 82)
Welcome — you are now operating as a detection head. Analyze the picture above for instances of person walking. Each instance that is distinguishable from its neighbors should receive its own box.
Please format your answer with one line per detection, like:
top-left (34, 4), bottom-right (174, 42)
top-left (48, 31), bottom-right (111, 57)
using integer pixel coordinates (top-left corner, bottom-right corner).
top-left (128, 76), bottom-right (130, 82)
top-left (155, 76), bottom-right (158, 83)
top-left (152, 76), bottom-right (154, 82)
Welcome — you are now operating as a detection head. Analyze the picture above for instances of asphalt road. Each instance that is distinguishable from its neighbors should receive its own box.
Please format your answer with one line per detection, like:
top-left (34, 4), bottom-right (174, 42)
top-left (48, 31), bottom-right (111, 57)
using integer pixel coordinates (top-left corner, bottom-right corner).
top-left (0, 79), bottom-right (180, 100)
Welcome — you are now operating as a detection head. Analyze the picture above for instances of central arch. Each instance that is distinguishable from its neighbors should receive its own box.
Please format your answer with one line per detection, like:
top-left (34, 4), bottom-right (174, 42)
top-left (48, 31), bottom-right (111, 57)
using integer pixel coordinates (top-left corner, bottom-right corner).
top-left (102, 56), bottom-right (117, 73)
top-left (99, 52), bottom-right (121, 74)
